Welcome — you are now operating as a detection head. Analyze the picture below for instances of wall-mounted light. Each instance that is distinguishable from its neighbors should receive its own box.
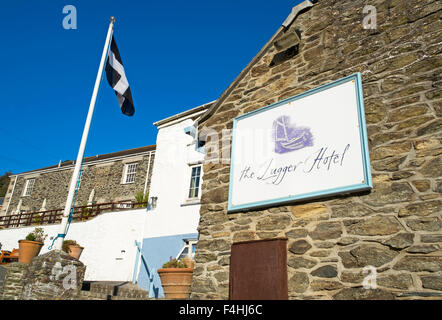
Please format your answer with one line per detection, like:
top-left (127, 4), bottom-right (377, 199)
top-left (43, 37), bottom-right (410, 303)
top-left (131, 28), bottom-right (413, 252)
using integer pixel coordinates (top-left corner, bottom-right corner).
top-left (149, 196), bottom-right (158, 210)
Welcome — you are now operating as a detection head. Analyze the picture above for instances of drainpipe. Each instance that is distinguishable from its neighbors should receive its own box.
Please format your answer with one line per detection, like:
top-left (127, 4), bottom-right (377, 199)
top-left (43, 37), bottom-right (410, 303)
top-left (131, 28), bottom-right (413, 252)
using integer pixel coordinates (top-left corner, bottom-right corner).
top-left (4, 175), bottom-right (18, 216)
top-left (143, 151), bottom-right (153, 196)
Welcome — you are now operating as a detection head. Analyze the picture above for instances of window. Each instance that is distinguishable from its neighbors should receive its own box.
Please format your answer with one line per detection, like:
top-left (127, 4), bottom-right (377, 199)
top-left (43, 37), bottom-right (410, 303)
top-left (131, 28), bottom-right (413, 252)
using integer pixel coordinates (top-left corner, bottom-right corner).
top-left (123, 163), bottom-right (138, 184)
top-left (188, 165), bottom-right (201, 199)
top-left (23, 179), bottom-right (35, 196)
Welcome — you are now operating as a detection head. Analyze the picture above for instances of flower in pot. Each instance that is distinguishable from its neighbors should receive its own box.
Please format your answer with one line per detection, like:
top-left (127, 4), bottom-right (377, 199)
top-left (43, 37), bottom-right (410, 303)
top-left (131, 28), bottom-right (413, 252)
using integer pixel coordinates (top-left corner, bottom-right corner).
top-left (157, 257), bottom-right (194, 299)
top-left (62, 240), bottom-right (84, 260)
top-left (18, 227), bottom-right (47, 264)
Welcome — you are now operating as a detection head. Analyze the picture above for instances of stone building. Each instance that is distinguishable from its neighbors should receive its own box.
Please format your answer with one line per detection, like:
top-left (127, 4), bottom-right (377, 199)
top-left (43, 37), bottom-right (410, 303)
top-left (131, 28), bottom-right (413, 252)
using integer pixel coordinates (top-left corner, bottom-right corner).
top-left (190, 0), bottom-right (442, 299)
top-left (136, 102), bottom-right (214, 297)
top-left (0, 145), bottom-right (156, 216)
top-left (0, 102), bottom-right (211, 298)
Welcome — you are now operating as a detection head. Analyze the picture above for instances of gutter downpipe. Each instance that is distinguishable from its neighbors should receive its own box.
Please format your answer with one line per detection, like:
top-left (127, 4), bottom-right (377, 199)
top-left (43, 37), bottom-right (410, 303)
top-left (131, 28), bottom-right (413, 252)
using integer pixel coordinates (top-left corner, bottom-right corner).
top-left (143, 151), bottom-right (153, 197)
top-left (4, 175), bottom-right (18, 216)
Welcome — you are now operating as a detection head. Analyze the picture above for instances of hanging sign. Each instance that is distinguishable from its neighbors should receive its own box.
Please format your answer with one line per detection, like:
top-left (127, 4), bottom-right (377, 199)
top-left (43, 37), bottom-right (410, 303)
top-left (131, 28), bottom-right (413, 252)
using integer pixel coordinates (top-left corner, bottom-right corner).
top-left (228, 73), bottom-right (372, 212)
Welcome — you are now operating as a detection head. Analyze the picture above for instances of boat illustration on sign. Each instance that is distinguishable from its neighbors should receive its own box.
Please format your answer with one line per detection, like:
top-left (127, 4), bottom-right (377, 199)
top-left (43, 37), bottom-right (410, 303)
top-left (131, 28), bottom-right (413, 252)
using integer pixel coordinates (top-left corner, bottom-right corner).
top-left (273, 115), bottom-right (313, 154)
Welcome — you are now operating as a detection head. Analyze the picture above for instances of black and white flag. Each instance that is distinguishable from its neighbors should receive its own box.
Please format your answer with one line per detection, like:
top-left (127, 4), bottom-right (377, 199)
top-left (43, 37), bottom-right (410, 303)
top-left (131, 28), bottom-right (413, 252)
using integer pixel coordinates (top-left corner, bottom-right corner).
top-left (105, 36), bottom-right (135, 116)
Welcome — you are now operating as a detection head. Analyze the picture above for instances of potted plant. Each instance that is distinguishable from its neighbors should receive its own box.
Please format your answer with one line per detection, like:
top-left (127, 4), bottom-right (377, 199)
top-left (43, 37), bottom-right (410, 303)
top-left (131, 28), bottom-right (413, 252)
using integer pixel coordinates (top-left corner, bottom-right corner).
top-left (135, 191), bottom-right (149, 208)
top-left (81, 205), bottom-right (92, 221)
top-left (157, 257), bottom-right (194, 299)
top-left (62, 239), bottom-right (84, 260)
top-left (18, 227), bottom-right (47, 264)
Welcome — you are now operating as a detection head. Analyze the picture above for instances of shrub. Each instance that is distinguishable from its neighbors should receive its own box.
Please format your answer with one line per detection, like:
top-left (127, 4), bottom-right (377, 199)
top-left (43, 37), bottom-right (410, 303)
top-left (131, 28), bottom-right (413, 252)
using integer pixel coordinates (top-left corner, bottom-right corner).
top-left (135, 191), bottom-right (149, 208)
top-left (162, 257), bottom-right (187, 268)
top-left (62, 240), bottom-right (79, 253)
top-left (25, 227), bottom-right (47, 243)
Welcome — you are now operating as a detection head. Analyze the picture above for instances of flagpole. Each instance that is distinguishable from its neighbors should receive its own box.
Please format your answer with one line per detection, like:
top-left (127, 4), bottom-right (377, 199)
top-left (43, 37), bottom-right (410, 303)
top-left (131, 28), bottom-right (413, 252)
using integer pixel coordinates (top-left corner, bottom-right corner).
top-left (54, 17), bottom-right (116, 251)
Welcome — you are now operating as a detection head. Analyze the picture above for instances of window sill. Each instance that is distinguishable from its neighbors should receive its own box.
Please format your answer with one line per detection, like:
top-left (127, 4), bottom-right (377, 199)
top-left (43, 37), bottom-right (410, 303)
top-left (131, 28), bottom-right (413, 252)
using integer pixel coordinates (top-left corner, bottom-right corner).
top-left (121, 182), bottom-right (135, 185)
top-left (180, 199), bottom-right (201, 207)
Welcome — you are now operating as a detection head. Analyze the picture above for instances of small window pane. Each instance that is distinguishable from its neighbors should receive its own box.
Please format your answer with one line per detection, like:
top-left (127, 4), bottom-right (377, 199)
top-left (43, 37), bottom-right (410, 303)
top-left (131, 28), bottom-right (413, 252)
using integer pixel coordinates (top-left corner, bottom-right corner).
top-left (188, 165), bottom-right (201, 199)
top-left (24, 179), bottom-right (35, 196)
top-left (124, 163), bottom-right (138, 183)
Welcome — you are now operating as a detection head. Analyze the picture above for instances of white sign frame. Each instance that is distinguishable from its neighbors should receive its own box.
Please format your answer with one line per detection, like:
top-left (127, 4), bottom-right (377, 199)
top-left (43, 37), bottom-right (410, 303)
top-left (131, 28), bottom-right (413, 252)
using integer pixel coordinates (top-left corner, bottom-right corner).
top-left (228, 73), bottom-right (372, 212)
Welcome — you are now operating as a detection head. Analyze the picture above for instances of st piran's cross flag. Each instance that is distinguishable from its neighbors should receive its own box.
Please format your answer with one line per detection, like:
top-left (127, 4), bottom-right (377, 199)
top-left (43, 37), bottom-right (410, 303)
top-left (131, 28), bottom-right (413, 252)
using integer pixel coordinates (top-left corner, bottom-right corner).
top-left (105, 36), bottom-right (135, 116)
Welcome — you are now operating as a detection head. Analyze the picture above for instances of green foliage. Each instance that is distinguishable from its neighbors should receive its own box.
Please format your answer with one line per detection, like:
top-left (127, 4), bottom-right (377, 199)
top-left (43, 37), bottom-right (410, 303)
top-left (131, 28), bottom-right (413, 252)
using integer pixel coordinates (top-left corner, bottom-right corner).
top-left (25, 233), bottom-right (36, 241)
top-left (33, 217), bottom-right (41, 225)
top-left (25, 227), bottom-right (47, 243)
top-left (135, 191), bottom-right (149, 208)
top-left (0, 171), bottom-right (12, 198)
top-left (81, 203), bottom-right (92, 219)
top-left (62, 240), bottom-right (79, 253)
top-left (162, 257), bottom-right (187, 268)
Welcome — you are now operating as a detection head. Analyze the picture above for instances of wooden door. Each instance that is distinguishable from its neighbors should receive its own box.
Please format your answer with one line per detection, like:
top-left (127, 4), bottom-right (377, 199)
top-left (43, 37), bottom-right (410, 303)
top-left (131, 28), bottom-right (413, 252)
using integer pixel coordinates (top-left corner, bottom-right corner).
top-left (229, 238), bottom-right (288, 300)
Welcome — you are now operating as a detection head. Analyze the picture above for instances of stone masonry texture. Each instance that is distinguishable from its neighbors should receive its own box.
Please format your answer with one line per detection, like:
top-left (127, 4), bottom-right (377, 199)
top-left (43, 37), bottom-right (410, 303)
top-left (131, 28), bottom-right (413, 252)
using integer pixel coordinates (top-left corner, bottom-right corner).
top-left (0, 263), bottom-right (28, 300)
top-left (0, 251), bottom-right (86, 300)
top-left (191, 0), bottom-right (442, 300)
top-left (2, 152), bottom-right (155, 216)
top-left (21, 250), bottom-right (86, 300)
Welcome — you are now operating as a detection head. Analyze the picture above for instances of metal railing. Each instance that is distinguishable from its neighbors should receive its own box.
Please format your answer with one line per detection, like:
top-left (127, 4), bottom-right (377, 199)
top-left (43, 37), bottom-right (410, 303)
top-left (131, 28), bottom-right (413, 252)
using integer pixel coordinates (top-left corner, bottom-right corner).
top-left (0, 201), bottom-right (148, 229)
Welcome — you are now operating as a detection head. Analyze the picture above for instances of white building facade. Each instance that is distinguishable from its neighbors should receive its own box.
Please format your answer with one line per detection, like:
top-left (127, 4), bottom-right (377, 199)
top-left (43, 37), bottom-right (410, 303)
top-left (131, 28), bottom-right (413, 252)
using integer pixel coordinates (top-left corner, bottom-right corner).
top-left (0, 102), bottom-right (213, 298)
top-left (136, 102), bottom-right (213, 297)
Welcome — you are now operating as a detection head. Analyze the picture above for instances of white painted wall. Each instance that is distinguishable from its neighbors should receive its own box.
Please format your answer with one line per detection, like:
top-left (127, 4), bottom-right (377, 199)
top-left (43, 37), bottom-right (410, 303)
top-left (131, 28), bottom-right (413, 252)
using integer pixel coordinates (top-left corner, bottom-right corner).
top-left (144, 118), bottom-right (204, 239)
top-left (0, 110), bottom-right (206, 287)
top-left (0, 209), bottom-right (147, 282)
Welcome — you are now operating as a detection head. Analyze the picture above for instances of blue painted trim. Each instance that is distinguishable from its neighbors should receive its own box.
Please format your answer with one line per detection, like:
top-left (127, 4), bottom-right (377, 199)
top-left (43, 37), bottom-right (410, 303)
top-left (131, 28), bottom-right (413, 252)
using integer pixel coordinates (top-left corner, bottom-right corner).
top-left (133, 241), bottom-right (141, 284)
top-left (133, 240), bottom-right (157, 298)
top-left (355, 72), bottom-right (373, 189)
top-left (196, 145), bottom-right (206, 154)
top-left (137, 233), bottom-right (198, 298)
top-left (228, 73), bottom-right (372, 213)
top-left (184, 126), bottom-right (197, 138)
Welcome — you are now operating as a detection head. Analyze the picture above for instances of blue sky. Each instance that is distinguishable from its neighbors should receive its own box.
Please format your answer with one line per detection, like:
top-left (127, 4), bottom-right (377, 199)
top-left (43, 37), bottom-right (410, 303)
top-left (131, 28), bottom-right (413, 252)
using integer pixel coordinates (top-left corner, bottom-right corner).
top-left (0, 0), bottom-right (303, 175)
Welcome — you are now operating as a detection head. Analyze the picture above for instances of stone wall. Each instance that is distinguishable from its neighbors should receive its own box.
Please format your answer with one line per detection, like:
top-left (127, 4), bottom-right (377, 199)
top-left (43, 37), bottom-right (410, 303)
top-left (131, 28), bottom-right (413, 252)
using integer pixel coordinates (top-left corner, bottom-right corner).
top-left (0, 265), bottom-right (7, 297)
top-left (0, 251), bottom-right (86, 300)
top-left (21, 250), bottom-right (86, 300)
top-left (191, 0), bottom-right (442, 299)
top-left (0, 263), bottom-right (28, 300)
top-left (2, 152), bottom-right (155, 215)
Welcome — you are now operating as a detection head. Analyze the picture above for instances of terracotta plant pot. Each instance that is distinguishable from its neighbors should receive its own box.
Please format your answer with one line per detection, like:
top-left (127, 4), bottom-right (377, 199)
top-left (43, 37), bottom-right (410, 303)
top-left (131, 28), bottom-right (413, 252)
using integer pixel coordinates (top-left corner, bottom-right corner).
top-left (18, 240), bottom-right (43, 264)
top-left (157, 267), bottom-right (194, 299)
top-left (181, 257), bottom-right (195, 269)
top-left (67, 245), bottom-right (84, 260)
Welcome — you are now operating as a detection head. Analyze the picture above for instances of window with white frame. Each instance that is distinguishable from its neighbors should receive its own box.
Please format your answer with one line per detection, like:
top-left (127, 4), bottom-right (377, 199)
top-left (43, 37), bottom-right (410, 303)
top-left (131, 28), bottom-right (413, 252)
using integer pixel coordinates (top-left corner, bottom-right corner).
top-left (176, 239), bottom-right (198, 260)
top-left (23, 178), bottom-right (35, 196)
top-left (123, 163), bottom-right (138, 184)
top-left (188, 165), bottom-right (201, 199)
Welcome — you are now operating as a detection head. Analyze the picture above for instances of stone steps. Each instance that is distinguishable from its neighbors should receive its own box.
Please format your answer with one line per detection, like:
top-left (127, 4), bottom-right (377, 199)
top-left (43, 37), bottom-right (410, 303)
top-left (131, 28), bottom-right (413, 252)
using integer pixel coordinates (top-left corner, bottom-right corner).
top-left (77, 291), bottom-right (112, 300)
top-left (79, 281), bottom-right (151, 300)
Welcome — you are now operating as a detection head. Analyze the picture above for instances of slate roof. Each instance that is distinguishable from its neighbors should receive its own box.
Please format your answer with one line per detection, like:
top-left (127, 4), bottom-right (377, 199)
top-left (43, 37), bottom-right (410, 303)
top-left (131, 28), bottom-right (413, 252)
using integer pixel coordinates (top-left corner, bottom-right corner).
top-left (15, 144), bottom-right (156, 176)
